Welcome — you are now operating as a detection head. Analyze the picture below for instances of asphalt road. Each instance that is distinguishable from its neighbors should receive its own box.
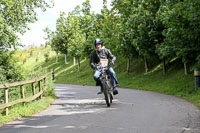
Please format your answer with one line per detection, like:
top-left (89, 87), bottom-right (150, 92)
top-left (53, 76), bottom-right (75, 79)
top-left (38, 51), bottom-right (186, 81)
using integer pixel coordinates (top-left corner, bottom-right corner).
top-left (0, 84), bottom-right (200, 133)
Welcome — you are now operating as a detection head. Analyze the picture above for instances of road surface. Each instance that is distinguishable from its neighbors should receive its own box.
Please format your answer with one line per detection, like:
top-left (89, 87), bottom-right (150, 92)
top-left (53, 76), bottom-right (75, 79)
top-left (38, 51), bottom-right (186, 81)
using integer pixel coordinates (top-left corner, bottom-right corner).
top-left (0, 84), bottom-right (200, 133)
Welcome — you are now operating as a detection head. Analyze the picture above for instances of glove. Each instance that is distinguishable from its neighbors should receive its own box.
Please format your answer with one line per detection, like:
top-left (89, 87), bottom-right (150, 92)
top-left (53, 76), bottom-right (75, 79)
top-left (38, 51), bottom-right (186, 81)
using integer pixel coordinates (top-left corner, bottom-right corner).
top-left (94, 64), bottom-right (99, 69)
top-left (96, 65), bottom-right (103, 71)
top-left (109, 61), bottom-right (114, 67)
top-left (94, 64), bottom-right (97, 69)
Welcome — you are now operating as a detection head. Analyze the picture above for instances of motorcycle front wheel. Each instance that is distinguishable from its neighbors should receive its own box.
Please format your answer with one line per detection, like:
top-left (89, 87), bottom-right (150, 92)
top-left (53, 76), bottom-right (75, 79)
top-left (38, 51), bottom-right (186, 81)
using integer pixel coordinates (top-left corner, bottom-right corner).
top-left (102, 80), bottom-right (111, 107)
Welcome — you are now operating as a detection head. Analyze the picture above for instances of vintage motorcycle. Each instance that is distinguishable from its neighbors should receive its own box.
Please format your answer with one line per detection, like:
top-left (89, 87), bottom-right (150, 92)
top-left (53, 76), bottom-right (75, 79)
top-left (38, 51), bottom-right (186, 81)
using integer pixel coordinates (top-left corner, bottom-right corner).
top-left (97, 59), bottom-right (114, 107)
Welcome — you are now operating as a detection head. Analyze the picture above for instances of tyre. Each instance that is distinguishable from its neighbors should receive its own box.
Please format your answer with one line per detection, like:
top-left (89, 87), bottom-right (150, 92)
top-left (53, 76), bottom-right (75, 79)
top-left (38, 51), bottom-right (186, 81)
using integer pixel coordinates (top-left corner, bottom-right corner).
top-left (102, 80), bottom-right (111, 107)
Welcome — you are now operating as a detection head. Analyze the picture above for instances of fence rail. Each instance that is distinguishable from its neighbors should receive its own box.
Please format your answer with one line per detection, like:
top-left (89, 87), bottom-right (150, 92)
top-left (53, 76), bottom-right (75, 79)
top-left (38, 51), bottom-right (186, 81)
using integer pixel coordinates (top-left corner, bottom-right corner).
top-left (0, 75), bottom-right (47, 116)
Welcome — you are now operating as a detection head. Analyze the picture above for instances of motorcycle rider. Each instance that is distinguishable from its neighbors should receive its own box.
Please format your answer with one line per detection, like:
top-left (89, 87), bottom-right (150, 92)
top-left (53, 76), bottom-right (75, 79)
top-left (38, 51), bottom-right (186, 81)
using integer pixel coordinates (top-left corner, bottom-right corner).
top-left (90, 38), bottom-right (119, 95)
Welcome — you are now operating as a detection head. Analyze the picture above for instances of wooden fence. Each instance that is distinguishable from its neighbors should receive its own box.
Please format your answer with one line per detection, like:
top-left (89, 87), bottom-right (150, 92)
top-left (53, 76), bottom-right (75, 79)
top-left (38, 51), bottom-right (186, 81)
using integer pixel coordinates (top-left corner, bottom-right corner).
top-left (0, 75), bottom-right (47, 116)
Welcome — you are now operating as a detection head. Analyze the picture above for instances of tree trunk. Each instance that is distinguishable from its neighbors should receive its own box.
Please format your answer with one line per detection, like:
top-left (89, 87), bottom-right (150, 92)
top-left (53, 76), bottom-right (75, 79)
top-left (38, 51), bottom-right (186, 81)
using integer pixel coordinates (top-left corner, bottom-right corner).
top-left (184, 62), bottom-right (190, 75)
top-left (127, 56), bottom-right (131, 73)
top-left (56, 52), bottom-right (58, 63)
top-left (73, 57), bottom-right (76, 65)
top-left (144, 57), bottom-right (149, 73)
top-left (163, 58), bottom-right (167, 75)
top-left (65, 54), bottom-right (67, 64)
top-left (77, 56), bottom-right (80, 72)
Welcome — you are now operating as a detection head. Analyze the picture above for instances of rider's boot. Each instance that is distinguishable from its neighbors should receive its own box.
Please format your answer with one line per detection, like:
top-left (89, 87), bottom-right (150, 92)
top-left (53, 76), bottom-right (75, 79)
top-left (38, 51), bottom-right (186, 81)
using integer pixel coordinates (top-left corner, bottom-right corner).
top-left (97, 85), bottom-right (103, 95)
top-left (113, 87), bottom-right (118, 95)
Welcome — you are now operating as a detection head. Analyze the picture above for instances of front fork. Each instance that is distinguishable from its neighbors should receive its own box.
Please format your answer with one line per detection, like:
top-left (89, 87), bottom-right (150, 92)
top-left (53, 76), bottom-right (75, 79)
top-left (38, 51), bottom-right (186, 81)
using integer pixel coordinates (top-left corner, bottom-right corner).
top-left (100, 73), bottom-right (112, 92)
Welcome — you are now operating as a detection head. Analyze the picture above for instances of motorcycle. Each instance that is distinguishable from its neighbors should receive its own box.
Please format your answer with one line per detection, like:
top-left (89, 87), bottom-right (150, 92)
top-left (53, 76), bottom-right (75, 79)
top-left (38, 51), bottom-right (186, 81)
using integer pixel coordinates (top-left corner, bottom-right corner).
top-left (97, 59), bottom-right (114, 107)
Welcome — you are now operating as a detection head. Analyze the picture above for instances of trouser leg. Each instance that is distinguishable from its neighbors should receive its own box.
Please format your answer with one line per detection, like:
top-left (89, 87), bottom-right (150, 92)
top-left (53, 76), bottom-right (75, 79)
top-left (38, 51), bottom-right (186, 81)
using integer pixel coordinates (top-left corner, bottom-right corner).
top-left (94, 70), bottom-right (103, 94)
top-left (94, 70), bottom-right (101, 86)
top-left (107, 67), bottom-right (119, 87)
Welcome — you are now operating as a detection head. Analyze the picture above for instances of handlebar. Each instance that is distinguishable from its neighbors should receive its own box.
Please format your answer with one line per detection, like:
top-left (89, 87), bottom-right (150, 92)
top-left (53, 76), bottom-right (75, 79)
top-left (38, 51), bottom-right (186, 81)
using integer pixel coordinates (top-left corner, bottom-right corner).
top-left (96, 64), bottom-right (110, 71)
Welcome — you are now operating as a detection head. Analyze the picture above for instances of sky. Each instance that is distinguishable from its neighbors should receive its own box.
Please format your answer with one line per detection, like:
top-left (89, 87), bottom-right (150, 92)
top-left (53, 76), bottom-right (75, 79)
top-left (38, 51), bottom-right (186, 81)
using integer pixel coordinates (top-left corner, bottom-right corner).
top-left (19, 0), bottom-right (112, 47)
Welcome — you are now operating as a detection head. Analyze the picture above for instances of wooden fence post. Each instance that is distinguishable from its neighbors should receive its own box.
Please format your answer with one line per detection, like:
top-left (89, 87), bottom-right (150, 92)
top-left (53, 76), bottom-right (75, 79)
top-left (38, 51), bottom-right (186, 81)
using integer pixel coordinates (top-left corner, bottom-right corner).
top-left (39, 81), bottom-right (42, 99)
top-left (20, 85), bottom-right (25, 106)
top-left (52, 69), bottom-right (55, 80)
top-left (4, 88), bottom-right (8, 116)
top-left (44, 77), bottom-right (46, 87)
top-left (32, 83), bottom-right (35, 96)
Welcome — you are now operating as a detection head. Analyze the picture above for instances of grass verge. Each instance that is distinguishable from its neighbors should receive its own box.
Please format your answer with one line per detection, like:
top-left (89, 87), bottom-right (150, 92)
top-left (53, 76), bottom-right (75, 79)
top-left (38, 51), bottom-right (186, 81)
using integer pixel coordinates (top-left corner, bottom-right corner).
top-left (0, 97), bottom-right (54, 126)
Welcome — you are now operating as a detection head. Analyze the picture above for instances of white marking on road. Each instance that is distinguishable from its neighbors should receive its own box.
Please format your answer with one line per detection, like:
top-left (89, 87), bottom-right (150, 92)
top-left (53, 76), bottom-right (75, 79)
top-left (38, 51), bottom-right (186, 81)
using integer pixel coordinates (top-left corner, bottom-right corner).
top-left (183, 127), bottom-right (191, 131)
top-left (64, 126), bottom-right (75, 129)
top-left (13, 125), bottom-right (48, 128)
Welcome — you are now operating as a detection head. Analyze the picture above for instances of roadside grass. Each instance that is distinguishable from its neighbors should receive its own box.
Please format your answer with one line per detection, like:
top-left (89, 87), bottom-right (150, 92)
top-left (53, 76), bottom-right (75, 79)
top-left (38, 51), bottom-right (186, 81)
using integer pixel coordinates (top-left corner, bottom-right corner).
top-left (0, 97), bottom-right (54, 126)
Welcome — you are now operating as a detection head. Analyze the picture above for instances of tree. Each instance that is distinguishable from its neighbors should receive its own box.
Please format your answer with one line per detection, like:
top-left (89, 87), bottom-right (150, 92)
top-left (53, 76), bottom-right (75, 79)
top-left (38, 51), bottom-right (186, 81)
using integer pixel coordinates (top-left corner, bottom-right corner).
top-left (159, 0), bottom-right (200, 75)
top-left (0, 14), bottom-right (17, 49)
top-left (55, 12), bottom-right (70, 64)
top-left (130, 0), bottom-right (164, 73)
top-left (67, 6), bottom-right (86, 72)
top-left (43, 27), bottom-right (59, 63)
top-left (81, 0), bottom-right (94, 57)
top-left (111, 0), bottom-right (139, 72)
top-left (0, 0), bottom-right (53, 49)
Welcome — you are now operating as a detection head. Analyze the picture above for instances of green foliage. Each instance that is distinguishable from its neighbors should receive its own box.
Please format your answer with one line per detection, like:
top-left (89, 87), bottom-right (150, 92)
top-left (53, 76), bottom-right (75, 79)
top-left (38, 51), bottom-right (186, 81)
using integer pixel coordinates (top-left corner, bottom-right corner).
top-left (82, 0), bottom-right (91, 15)
top-left (0, 14), bottom-right (18, 49)
top-left (67, 6), bottom-right (85, 58)
top-left (44, 53), bottom-right (49, 62)
top-left (0, 51), bottom-right (24, 84)
top-left (0, 0), bottom-right (53, 49)
top-left (36, 57), bottom-right (39, 63)
top-left (158, 0), bottom-right (200, 64)
top-left (23, 58), bottom-right (27, 64)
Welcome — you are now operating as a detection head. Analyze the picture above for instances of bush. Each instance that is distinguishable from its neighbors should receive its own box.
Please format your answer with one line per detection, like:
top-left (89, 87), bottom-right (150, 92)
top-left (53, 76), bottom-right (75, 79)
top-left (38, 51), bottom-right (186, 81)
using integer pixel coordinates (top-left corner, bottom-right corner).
top-left (35, 57), bottom-right (39, 63)
top-left (23, 58), bottom-right (26, 64)
top-left (0, 50), bottom-right (24, 104)
top-left (29, 50), bottom-right (33, 56)
top-left (0, 51), bottom-right (24, 84)
top-left (44, 53), bottom-right (49, 62)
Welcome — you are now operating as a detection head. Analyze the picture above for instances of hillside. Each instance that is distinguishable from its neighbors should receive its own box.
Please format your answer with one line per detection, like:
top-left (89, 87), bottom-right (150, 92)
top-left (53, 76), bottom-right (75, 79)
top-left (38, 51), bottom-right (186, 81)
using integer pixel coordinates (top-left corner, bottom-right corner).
top-left (16, 46), bottom-right (200, 108)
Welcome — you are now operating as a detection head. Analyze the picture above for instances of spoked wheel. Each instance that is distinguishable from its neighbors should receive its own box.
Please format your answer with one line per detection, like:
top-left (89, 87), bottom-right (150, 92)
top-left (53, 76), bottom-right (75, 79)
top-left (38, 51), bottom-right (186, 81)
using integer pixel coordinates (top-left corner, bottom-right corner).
top-left (102, 80), bottom-right (111, 107)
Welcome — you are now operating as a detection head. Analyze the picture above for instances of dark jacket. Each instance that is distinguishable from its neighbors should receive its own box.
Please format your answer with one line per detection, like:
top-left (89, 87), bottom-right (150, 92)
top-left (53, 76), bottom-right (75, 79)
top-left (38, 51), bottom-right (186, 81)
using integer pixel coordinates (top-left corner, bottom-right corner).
top-left (90, 47), bottom-right (116, 69)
